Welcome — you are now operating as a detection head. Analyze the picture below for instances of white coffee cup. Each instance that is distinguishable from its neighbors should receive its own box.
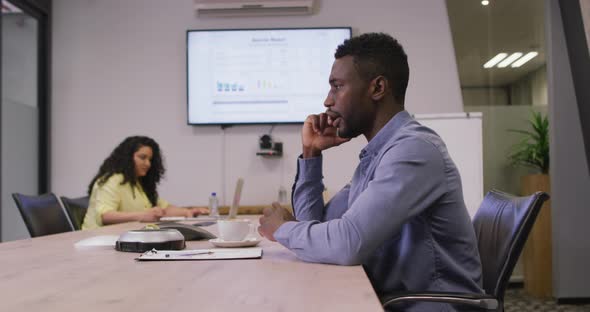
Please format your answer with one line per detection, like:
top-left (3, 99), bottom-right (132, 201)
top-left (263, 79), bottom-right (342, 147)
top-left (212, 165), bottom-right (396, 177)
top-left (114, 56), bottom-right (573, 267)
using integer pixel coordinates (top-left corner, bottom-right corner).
top-left (217, 219), bottom-right (252, 241)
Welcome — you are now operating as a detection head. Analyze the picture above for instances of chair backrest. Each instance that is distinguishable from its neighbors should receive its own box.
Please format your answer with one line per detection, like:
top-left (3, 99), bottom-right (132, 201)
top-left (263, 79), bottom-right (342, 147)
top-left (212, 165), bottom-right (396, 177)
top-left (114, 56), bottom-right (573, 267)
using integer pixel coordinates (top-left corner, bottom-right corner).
top-left (60, 195), bottom-right (90, 231)
top-left (473, 189), bottom-right (549, 302)
top-left (12, 193), bottom-right (75, 237)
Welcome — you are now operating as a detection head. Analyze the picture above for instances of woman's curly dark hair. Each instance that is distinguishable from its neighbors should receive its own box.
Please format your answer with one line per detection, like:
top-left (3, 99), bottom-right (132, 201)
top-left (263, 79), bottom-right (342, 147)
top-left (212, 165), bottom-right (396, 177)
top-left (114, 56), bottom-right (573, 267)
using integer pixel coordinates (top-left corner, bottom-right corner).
top-left (87, 136), bottom-right (165, 206)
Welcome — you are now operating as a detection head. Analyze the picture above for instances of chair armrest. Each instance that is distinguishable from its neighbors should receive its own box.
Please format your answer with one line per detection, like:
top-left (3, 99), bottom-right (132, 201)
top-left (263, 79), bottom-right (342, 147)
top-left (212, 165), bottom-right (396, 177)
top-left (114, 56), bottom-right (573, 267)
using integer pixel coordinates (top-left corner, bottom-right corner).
top-left (381, 291), bottom-right (498, 310)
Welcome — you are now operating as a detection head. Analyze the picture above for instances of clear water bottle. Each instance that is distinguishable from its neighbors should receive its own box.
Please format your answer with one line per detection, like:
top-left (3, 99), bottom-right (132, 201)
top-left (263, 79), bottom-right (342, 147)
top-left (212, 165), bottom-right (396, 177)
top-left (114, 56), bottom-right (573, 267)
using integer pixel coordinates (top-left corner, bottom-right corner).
top-left (278, 186), bottom-right (288, 205)
top-left (208, 192), bottom-right (219, 218)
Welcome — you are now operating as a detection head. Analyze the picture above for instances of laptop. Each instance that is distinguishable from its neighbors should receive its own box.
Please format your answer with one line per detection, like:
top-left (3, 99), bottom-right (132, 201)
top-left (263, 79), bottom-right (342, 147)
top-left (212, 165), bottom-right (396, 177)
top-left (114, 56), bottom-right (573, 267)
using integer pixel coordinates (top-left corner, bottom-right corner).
top-left (227, 178), bottom-right (244, 219)
top-left (160, 177), bottom-right (244, 222)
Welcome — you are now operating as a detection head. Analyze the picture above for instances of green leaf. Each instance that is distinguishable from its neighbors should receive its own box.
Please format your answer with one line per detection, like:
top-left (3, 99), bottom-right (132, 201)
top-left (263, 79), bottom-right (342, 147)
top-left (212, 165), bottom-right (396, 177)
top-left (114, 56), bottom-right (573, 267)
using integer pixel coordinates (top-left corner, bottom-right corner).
top-left (506, 111), bottom-right (550, 173)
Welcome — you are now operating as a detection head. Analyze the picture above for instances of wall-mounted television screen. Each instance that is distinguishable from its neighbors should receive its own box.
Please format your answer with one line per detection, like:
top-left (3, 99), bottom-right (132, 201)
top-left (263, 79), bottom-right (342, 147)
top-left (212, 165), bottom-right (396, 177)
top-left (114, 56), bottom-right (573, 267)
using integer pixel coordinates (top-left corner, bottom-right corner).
top-left (186, 27), bottom-right (352, 125)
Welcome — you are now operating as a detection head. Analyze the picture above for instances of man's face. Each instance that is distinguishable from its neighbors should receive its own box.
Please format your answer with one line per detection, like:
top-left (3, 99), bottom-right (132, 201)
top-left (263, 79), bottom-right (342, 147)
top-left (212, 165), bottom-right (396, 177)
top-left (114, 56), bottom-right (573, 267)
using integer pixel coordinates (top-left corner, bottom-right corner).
top-left (324, 56), bottom-right (374, 139)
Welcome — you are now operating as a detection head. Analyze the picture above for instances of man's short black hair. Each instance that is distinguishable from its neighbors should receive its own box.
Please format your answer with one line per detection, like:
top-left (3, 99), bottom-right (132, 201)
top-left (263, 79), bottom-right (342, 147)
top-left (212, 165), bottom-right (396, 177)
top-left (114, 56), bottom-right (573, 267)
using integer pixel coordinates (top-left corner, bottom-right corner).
top-left (335, 32), bottom-right (409, 103)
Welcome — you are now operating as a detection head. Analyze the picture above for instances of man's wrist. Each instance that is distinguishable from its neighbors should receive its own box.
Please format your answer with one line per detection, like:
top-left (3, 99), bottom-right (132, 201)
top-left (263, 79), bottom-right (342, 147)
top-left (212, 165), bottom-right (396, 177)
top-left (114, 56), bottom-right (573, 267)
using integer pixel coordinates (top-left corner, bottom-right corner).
top-left (302, 146), bottom-right (322, 158)
top-left (273, 220), bottom-right (300, 248)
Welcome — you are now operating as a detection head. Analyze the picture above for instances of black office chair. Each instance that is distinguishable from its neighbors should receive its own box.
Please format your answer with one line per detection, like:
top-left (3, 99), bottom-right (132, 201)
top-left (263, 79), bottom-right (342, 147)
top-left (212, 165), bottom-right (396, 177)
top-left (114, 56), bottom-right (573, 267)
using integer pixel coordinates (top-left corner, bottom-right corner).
top-left (381, 190), bottom-right (550, 311)
top-left (60, 195), bottom-right (90, 230)
top-left (12, 193), bottom-right (75, 237)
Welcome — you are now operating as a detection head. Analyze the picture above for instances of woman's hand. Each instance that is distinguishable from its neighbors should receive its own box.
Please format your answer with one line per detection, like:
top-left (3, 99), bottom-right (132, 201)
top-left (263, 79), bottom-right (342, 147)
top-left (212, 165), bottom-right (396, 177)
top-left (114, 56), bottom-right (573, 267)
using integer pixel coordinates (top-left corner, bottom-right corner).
top-left (139, 207), bottom-right (165, 222)
top-left (161, 205), bottom-right (209, 217)
top-left (186, 206), bottom-right (209, 217)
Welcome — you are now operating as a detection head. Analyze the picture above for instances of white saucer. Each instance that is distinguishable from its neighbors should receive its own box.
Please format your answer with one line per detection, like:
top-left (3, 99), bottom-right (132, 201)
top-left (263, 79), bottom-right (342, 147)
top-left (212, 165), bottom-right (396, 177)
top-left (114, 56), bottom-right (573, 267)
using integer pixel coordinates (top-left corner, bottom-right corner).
top-left (209, 237), bottom-right (261, 248)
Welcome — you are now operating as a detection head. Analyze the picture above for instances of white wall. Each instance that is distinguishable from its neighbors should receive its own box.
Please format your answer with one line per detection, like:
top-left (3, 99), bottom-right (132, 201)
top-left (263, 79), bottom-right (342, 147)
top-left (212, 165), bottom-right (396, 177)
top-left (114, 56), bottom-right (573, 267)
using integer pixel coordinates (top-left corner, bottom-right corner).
top-left (462, 67), bottom-right (547, 108)
top-left (462, 87), bottom-right (509, 106)
top-left (530, 66), bottom-right (548, 106)
top-left (510, 66), bottom-right (548, 106)
top-left (51, 0), bottom-right (464, 206)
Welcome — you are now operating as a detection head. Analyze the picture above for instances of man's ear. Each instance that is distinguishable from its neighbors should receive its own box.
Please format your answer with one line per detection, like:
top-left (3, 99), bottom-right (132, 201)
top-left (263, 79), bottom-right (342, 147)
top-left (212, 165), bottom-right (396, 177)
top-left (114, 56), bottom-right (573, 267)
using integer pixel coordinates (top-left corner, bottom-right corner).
top-left (370, 76), bottom-right (388, 101)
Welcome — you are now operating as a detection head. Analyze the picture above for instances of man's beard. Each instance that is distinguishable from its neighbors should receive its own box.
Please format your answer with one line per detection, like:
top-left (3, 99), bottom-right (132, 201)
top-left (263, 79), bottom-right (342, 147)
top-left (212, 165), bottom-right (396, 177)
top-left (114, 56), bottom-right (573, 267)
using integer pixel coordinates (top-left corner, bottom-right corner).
top-left (336, 123), bottom-right (358, 139)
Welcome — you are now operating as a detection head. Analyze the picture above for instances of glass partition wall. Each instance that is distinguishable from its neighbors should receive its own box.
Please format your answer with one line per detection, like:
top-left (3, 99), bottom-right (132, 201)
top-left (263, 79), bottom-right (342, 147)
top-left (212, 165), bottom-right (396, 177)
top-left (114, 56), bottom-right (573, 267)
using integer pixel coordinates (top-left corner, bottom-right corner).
top-left (446, 0), bottom-right (549, 299)
top-left (447, 0), bottom-right (547, 196)
top-left (0, 0), bottom-right (50, 241)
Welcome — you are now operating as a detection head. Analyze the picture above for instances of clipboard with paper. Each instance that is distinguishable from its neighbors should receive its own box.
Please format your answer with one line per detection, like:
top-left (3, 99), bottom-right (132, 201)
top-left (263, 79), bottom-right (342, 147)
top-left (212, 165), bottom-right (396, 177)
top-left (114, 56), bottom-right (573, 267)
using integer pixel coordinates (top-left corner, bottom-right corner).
top-left (136, 247), bottom-right (262, 261)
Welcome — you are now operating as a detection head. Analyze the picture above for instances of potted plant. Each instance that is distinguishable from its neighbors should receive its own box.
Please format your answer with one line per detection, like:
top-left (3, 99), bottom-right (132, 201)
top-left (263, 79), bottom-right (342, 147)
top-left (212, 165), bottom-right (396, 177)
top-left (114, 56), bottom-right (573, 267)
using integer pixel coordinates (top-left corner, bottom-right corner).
top-left (508, 110), bottom-right (552, 298)
top-left (508, 111), bottom-right (549, 174)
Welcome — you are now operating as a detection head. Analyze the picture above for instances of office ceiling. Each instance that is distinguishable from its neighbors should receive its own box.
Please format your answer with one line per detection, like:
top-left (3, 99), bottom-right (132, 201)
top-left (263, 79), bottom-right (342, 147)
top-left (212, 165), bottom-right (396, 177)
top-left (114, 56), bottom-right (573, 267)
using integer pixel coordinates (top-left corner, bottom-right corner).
top-left (446, 0), bottom-right (546, 88)
top-left (1, 0), bottom-right (544, 88)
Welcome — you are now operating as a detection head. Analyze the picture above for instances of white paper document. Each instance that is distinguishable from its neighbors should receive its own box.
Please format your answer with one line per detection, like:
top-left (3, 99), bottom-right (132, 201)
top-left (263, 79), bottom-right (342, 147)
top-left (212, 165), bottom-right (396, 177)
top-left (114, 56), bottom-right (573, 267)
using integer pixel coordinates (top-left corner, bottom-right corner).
top-left (136, 247), bottom-right (262, 261)
top-left (159, 216), bottom-right (218, 222)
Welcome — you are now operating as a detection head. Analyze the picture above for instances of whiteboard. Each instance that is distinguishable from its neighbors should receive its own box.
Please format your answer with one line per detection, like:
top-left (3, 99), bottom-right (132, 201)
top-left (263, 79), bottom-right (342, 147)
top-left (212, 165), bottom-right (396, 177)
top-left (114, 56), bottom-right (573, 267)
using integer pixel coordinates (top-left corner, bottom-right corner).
top-left (223, 113), bottom-right (483, 218)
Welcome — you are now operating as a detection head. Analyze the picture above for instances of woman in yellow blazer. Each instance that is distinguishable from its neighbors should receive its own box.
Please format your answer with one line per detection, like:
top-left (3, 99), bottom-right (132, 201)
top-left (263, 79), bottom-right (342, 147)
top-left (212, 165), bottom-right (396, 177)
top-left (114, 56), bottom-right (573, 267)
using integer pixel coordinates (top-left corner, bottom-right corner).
top-left (82, 136), bottom-right (208, 230)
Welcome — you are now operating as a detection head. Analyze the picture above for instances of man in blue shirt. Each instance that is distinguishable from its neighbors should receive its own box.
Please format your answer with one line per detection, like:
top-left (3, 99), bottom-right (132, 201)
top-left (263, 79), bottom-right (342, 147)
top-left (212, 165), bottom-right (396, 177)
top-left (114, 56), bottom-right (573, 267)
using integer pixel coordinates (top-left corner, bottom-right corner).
top-left (258, 33), bottom-right (483, 311)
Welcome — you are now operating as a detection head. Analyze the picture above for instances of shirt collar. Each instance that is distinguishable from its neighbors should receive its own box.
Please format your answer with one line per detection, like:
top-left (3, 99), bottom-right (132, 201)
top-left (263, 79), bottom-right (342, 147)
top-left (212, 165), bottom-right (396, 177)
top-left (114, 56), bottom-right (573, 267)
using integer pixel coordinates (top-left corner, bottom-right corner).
top-left (360, 110), bottom-right (412, 159)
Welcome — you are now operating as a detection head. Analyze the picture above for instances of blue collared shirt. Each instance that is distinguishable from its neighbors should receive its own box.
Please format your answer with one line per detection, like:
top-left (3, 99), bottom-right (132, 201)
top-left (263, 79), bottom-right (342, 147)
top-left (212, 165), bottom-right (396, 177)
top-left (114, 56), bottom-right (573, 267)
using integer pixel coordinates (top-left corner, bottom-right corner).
top-left (274, 111), bottom-right (483, 311)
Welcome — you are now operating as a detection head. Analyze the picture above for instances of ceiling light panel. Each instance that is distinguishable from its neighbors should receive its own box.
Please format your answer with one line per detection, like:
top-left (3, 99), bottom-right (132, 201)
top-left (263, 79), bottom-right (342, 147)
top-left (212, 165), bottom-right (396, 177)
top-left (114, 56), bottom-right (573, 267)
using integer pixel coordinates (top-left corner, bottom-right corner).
top-left (483, 53), bottom-right (508, 68)
top-left (511, 52), bottom-right (539, 67)
top-left (497, 52), bottom-right (523, 68)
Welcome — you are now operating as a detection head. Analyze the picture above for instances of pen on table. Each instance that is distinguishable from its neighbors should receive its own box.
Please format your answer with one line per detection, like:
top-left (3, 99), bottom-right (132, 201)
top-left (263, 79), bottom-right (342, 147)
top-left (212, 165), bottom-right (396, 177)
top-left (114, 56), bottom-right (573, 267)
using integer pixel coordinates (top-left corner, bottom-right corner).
top-left (165, 251), bottom-right (214, 257)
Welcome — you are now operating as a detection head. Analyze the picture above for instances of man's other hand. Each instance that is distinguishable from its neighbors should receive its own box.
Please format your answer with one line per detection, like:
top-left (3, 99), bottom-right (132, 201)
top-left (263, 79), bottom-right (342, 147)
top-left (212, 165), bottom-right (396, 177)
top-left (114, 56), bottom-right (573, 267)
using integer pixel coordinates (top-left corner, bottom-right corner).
top-left (258, 202), bottom-right (296, 241)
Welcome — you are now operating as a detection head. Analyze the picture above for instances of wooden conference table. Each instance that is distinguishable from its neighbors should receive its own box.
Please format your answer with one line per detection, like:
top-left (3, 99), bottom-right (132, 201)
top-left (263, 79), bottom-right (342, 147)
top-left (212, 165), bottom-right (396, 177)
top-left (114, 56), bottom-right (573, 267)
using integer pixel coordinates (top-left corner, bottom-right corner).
top-left (0, 216), bottom-right (383, 311)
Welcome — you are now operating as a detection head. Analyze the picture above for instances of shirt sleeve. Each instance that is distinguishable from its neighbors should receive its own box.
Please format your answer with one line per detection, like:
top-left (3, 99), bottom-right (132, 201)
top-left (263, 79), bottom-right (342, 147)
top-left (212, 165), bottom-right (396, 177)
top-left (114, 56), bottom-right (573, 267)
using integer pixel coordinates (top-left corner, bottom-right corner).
top-left (274, 137), bottom-right (448, 265)
top-left (291, 156), bottom-right (325, 221)
top-left (93, 176), bottom-right (123, 226)
top-left (291, 155), bottom-right (352, 222)
top-left (157, 198), bottom-right (170, 208)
